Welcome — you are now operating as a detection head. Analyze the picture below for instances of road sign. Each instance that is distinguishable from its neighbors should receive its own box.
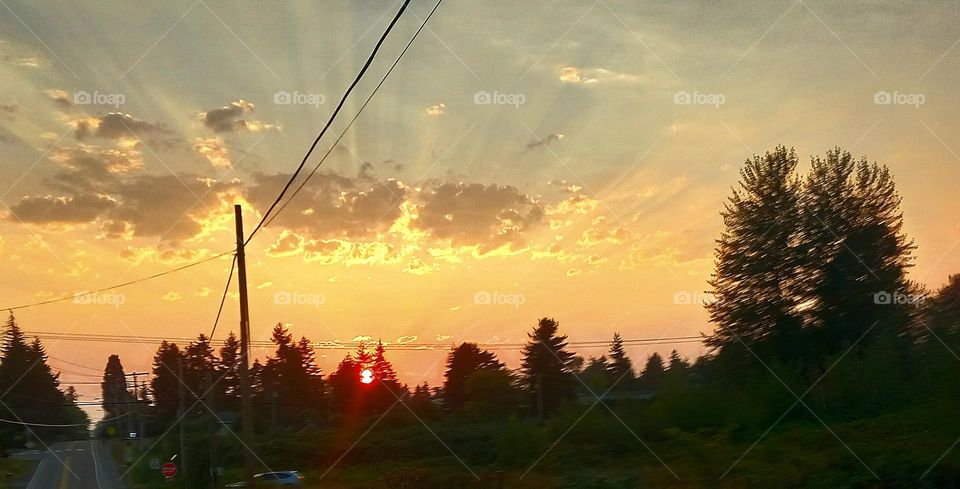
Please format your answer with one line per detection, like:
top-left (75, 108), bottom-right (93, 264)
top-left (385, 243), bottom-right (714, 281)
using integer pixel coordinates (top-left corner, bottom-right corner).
top-left (161, 462), bottom-right (178, 479)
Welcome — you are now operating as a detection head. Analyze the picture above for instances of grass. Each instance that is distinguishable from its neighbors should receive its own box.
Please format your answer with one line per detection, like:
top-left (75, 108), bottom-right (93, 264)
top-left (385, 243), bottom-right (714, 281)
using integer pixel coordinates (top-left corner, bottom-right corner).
top-left (112, 401), bottom-right (960, 488)
top-left (0, 458), bottom-right (34, 489)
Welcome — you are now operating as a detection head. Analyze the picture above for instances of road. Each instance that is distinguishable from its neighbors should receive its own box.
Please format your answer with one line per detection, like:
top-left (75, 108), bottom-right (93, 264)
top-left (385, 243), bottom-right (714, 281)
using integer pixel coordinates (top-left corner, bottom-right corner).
top-left (18, 441), bottom-right (126, 489)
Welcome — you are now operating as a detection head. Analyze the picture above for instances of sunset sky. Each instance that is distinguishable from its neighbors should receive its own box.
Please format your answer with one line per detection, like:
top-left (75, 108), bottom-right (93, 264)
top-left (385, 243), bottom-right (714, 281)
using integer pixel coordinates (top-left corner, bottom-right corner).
top-left (2, 0), bottom-right (959, 416)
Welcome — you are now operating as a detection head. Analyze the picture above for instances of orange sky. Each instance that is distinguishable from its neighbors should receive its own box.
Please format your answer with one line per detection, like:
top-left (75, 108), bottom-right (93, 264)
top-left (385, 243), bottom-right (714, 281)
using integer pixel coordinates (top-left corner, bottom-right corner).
top-left (1, 1), bottom-right (959, 418)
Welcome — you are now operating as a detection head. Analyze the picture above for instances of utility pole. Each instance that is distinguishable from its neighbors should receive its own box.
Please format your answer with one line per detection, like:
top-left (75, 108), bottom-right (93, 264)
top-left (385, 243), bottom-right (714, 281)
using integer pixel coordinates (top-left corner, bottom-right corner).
top-left (234, 204), bottom-right (255, 487)
top-left (178, 358), bottom-right (188, 489)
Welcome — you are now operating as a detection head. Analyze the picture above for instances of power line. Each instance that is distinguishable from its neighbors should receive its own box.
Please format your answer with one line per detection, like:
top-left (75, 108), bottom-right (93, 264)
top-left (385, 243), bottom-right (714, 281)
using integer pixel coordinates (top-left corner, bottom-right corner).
top-left (0, 411), bottom-right (132, 428)
top-left (24, 330), bottom-right (703, 350)
top-left (2, 250), bottom-right (232, 312)
top-left (265, 0), bottom-right (445, 228)
top-left (245, 0), bottom-right (414, 244)
top-left (208, 254), bottom-right (237, 340)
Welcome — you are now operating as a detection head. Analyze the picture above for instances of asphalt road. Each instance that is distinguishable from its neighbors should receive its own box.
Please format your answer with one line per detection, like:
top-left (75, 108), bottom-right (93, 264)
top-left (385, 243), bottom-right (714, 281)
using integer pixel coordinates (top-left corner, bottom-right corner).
top-left (19, 441), bottom-right (125, 489)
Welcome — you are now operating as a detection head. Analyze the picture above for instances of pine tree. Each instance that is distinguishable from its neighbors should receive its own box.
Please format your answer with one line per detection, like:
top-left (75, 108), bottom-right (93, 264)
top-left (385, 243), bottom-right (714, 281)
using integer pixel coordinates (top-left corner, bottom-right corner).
top-left (520, 317), bottom-right (576, 415)
top-left (372, 340), bottom-right (398, 384)
top-left (329, 354), bottom-right (362, 410)
top-left (101, 355), bottom-right (130, 429)
top-left (149, 341), bottom-right (182, 425)
top-left (639, 352), bottom-right (666, 390)
top-left (443, 342), bottom-right (504, 410)
top-left (0, 314), bottom-right (88, 445)
top-left (606, 332), bottom-right (634, 386)
top-left (219, 332), bottom-right (241, 407)
top-left (707, 146), bottom-right (805, 362)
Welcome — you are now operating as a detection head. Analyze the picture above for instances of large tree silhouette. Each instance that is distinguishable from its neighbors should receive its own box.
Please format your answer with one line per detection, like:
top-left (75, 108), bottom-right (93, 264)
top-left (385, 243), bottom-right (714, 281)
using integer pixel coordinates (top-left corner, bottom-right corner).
top-left (521, 317), bottom-right (576, 415)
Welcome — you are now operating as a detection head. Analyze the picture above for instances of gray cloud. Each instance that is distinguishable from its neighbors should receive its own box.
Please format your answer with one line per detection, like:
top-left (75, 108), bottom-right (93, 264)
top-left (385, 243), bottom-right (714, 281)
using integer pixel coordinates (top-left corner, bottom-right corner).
top-left (202, 100), bottom-right (274, 133)
top-left (416, 182), bottom-right (543, 251)
top-left (9, 193), bottom-right (117, 224)
top-left (75, 113), bottom-right (172, 140)
top-left (526, 133), bottom-right (564, 149)
top-left (245, 172), bottom-right (406, 239)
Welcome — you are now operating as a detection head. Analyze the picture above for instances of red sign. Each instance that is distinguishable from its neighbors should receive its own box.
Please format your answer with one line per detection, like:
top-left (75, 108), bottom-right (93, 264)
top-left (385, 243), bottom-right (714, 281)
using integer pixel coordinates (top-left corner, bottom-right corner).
top-left (161, 462), bottom-right (178, 478)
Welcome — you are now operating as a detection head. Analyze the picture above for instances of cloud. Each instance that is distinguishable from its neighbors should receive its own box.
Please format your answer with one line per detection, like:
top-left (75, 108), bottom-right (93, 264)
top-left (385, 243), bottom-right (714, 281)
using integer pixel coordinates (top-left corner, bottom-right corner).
top-left (402, 257), bottom-right (433, 275)
top-left (162, 291), bottom-right (182, 302)
top-left (8, 193), bottom-right (117, 224)
top-left (73, 113), bottom-right (172, 140)
top-left (416, 182), bottom-right (543, 253)
top-left (245, 172), bottom-right (406, 239)
top-left (526, 133), bottom-right (564, 149)
top-left (558, 66), bottom-right (645, 85)
top-left (397, 335), bottom-right (418, 344)
top-left (352, 335), bottom-right (372, 343)
top-left (425, 103), bottom-right (446, 116)
top-left (201, 99), bottom-right (277, 133)
top-left (0, 102), bottom-right (17, 120)
top-left (45, 89), bottom-right (74, 111)
top-left (6, 141), bottom-right (237, 242)
top-left (193, 137), bottom-right (232, 168)
top-left (435, 334), bottom-right (452, 341)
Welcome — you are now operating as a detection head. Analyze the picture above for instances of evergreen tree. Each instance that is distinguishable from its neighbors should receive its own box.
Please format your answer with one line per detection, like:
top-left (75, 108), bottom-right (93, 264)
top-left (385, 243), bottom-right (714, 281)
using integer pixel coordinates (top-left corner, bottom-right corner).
top-left (707, 146), bottom-right (805, 363)
top-left (101, 355), bottom-right (130, 430)
top-left (0, 314), bottom-right (87, 445)
top-left (639, 352), bottom-right (666, 390)
top-left (442, 342), bottom-right (504, 410)
top-left (520, 317), bottom-right (576, 415)
top-left (149, 341), bottom-right (182, 425)
top-left (606, 332), bottom-right (634, 386)
top-left (183, 334), bottom-right (217, 398)
top-left (218, 332), bottom-right (241, 407)
top-left (329, 354), bottom-right (362, 411)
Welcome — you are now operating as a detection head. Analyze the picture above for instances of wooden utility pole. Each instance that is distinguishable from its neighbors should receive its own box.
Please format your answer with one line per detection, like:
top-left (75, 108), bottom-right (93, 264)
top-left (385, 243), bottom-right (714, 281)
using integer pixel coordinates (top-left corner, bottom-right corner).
top-left (234, 204), bottom-right (255, 487)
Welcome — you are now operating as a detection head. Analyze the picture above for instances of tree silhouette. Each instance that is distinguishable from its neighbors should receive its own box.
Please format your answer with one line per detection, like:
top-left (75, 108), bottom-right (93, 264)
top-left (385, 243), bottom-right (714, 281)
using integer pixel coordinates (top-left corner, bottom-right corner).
top-left (801, 149), bottom-right (915, 357)
top-left (0, 314), bottom-right (87, 445)
top-left (521, 317), bottom-right (576, 415)
top-left (707, 146), bottom-right (805, 363)
top-left (443, 342), bottom-right (504, 410)
top-left (639, 352), bottom-right (666, 390)
top-left (218, 332), bottom-right (241, 407)
top-left (101, 355), bottom-right (130, 431)
top-left (606, 332), bottom-right (634, 387)
top-left (149, 341), bottom-right (182, 425)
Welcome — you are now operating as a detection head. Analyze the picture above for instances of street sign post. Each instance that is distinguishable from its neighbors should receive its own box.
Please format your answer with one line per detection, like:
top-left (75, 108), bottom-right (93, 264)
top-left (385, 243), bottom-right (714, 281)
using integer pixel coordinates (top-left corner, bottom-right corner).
top-left (161, 462), bottom-right (178, 479)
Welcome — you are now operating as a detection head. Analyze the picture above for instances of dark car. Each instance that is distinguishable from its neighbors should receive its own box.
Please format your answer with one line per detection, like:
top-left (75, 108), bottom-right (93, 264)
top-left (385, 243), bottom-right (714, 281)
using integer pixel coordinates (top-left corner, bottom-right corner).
top-left (225, 471), bottom-right (305, 487)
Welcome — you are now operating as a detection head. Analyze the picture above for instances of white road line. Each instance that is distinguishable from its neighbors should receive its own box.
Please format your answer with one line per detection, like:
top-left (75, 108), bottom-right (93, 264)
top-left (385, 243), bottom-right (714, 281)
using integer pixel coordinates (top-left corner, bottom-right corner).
top-left (91, 440), bottom-right (105, 489)
top-left (25, 457), bottom-right (47, 489)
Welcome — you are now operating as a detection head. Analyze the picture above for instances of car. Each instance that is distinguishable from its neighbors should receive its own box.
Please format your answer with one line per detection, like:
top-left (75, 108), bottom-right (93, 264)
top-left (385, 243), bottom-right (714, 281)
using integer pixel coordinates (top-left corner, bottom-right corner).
top-left (225, 471), bottom-right (305, 487)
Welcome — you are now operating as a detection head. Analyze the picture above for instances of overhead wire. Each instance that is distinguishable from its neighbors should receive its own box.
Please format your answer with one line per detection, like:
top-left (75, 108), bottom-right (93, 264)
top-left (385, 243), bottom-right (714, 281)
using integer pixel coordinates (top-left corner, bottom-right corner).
top-left (245, 0), bottom-right (414, 244)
